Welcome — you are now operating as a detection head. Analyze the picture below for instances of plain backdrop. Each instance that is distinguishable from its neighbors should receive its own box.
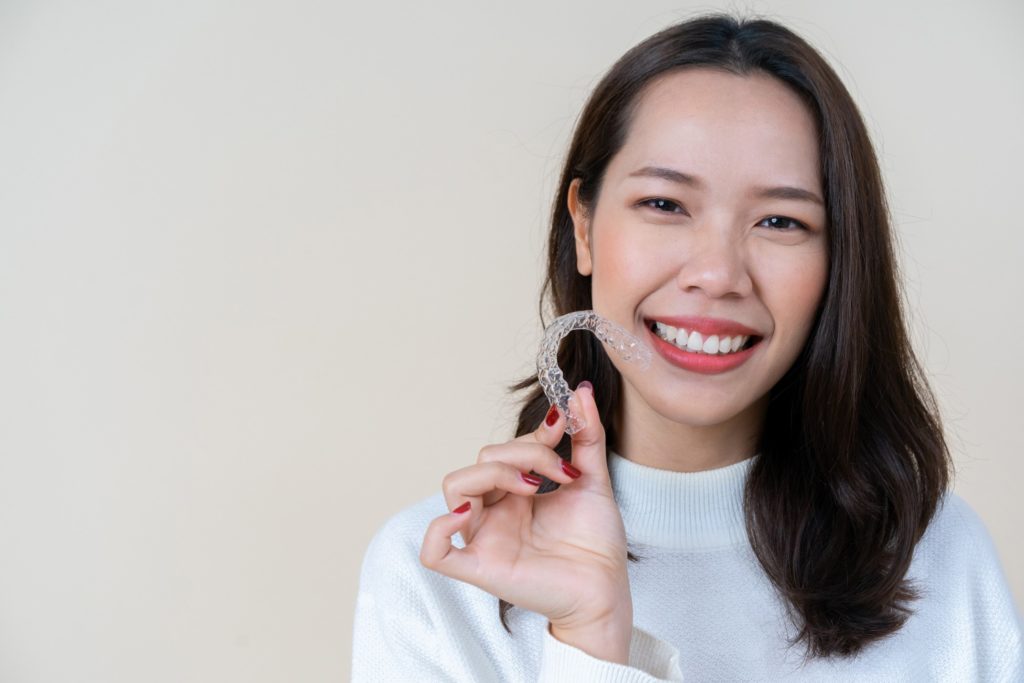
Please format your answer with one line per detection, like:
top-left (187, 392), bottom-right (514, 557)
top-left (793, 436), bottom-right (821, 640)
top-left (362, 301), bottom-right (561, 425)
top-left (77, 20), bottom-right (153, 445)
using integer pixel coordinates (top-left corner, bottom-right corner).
top-left (1, 0), bottom-right (1021, 681)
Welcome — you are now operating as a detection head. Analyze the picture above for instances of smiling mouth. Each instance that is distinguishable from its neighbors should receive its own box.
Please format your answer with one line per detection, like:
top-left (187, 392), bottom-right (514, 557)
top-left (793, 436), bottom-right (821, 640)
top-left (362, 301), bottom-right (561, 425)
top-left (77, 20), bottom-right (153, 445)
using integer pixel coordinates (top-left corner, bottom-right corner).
top-left (647, 320), bottom-right (763, 356)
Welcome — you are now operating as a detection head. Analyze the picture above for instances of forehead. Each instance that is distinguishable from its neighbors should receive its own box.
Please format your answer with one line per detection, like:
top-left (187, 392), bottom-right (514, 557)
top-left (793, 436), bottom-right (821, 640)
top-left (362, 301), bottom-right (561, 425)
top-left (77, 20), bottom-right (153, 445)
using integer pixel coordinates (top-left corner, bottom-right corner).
top-left (610, 68), bottom-right (822, 190)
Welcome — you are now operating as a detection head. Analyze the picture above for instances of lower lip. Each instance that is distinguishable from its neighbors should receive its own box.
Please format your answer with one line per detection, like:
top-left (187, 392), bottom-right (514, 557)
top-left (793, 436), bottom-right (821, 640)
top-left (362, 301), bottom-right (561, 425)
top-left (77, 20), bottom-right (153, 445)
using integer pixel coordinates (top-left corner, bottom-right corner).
top-left (647, 325), bottom-right (760, 375)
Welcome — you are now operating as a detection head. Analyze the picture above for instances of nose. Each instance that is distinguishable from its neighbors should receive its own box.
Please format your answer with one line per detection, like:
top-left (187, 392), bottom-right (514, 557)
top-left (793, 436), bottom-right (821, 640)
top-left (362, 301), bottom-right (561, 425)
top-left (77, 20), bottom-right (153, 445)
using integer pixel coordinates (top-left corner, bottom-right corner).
top-left (675, 227), bottom-right (753, 299)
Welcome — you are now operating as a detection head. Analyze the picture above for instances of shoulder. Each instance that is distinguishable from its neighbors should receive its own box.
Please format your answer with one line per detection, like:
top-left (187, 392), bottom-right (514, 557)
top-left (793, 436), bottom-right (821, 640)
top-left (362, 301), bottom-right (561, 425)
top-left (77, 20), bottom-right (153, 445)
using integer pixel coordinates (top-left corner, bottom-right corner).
top-left (358, 492), bottom-right (448, 586)
top-left (918, 490), bottom-right (1004, 564)
top-left (356, 492), bottom-right (488, 618)
top-left (911, 490), bottom-right (1024, 678)
top-left (352, 494), bottom-right (528, 681)
top-left (913, 489), bottom-right (1011, 583)
top-left (355, 493), bottom-right (535, 635)
top-left (353, 493), bottom-right (456, 657)
top-left (910, 490), bottom-right (1022, 623)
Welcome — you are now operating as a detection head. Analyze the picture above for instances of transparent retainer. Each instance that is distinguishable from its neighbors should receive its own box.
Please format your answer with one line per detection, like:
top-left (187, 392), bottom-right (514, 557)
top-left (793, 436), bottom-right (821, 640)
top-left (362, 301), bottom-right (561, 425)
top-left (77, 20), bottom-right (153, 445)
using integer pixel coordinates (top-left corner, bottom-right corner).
top-left (537, 310), bottom-right (652, 436)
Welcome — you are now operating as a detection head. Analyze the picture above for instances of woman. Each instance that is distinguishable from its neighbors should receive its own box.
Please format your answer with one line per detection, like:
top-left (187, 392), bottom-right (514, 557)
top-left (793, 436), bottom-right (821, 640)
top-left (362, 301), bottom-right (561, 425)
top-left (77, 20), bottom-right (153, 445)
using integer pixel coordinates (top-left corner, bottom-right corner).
top-left (353, 13), bottom-right (1023, 681)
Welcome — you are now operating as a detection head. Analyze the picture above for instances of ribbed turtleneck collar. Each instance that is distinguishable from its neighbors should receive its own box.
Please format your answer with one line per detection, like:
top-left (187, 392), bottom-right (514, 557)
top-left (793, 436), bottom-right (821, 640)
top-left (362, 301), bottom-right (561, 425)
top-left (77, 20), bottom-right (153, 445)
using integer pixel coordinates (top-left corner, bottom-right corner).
top-left (608, 450), bottom-right (757, 551)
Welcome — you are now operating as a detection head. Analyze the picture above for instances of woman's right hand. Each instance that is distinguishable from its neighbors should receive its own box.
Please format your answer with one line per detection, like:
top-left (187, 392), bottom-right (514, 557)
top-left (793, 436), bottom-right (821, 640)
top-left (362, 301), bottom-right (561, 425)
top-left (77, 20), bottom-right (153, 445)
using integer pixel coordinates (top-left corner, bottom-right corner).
top-left (419, 382), bottom-right (634, 664)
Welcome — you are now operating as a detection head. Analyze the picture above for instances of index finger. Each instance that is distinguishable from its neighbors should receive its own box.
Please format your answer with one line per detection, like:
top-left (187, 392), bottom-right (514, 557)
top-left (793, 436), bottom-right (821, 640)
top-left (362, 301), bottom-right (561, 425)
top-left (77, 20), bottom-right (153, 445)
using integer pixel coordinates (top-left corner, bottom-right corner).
top-left (512, 400), bottom-right (568, 447)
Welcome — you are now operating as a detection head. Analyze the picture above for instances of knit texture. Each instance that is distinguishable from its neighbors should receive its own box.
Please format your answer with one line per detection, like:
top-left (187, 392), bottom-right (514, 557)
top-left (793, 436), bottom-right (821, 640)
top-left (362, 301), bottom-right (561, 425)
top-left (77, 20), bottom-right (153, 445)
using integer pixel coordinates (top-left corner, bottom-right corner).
top-left (352, 452), bottom-right (1024, 681)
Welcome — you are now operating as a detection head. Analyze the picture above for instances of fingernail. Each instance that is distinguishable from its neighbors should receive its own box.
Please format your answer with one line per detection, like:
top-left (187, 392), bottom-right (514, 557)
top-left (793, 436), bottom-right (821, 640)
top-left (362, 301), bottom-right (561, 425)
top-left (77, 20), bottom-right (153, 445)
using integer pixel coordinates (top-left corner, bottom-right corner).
top-left (452, 501), bottom-right (471, 514)
top-left (561, 460), bottom-right (581, 479)
top-left (521, 472), bottom-right (544, 486)
top-left (576, 380), bottom-right (593, 394)
top-left (544, 404), bottom-right (559, 427)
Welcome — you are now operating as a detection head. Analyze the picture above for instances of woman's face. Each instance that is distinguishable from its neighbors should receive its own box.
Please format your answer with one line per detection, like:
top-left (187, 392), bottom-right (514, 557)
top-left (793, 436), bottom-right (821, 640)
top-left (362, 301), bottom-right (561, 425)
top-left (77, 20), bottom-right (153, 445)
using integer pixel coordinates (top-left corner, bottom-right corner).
top-left (569, 67), bottom-right (828, 431)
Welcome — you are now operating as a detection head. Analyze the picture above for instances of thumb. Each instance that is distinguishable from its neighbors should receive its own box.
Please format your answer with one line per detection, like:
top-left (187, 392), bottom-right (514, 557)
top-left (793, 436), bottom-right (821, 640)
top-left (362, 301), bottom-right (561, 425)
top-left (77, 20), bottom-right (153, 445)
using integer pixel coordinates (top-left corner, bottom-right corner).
top-left (567, 381), bottom-right (609, 480)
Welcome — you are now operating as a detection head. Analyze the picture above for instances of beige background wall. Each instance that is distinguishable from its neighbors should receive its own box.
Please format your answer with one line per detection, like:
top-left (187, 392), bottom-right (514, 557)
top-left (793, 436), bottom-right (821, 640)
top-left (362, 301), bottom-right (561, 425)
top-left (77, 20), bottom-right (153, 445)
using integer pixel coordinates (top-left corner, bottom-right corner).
top-left (1, 0), bottom-right (1020, 680)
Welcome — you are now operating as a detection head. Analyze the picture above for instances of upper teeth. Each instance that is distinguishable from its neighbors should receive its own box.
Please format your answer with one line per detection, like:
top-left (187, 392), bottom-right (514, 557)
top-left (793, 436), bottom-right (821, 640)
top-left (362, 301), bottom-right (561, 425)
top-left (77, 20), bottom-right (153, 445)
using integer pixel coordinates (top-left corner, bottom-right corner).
top-left (653, 321), bottom-right (751, 355)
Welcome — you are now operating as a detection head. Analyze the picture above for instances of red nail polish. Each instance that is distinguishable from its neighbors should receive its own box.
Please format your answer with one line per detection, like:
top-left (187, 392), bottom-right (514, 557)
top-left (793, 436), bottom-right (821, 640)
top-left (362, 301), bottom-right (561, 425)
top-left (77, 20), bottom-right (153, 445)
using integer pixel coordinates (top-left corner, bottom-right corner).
top-left (561, 460), bottom-right (581, 479)
top-left (452, 501), bottom-right (471, 514)
top-left (521, 472), bottom-right (543, 486)
top-left (544, 404), bottom-right (559, 427)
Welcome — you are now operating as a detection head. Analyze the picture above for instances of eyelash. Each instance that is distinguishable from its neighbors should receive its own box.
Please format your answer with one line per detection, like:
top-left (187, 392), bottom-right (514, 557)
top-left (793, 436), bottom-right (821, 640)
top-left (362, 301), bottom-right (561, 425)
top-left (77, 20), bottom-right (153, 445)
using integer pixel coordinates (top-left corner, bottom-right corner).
top-left (641, 198), bottom-right (688, 214)
top-left (638, 197), bottom-right (808, 231)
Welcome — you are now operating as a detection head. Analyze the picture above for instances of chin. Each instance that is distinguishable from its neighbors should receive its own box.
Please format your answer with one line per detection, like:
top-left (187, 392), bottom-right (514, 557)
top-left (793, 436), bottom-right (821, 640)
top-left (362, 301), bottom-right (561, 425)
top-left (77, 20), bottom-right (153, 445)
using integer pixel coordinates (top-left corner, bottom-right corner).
top-left (619, 372), bottom-right (769, 429)
top-left (653, 396), bottom-right (753, 429)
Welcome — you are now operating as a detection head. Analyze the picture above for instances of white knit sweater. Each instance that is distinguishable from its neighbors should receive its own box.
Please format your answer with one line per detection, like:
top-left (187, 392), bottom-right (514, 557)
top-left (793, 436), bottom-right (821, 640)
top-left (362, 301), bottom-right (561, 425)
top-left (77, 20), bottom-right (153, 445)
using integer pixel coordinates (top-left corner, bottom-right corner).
top-left (352, 452), bottom-right (1024, 681)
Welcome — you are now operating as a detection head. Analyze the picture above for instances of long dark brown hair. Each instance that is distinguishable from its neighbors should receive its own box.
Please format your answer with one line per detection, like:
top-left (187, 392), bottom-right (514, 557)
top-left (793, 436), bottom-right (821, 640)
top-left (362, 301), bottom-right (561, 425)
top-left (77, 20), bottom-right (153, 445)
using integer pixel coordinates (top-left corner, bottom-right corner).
top-left (500, 12), bottom-right (953, 660)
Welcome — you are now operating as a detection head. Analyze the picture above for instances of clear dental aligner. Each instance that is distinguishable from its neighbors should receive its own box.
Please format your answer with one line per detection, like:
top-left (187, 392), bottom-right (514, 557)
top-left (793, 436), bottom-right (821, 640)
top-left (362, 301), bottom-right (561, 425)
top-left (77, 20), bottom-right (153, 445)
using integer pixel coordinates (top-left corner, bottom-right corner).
top-left (536, 310), bottom-right (652, 435)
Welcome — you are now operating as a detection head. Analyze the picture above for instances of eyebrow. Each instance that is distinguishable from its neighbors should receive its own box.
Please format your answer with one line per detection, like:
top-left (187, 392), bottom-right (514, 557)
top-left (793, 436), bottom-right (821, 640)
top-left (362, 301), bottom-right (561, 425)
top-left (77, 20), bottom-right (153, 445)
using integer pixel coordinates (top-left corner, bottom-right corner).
top-left (627, 166), bottom-right (824, 206)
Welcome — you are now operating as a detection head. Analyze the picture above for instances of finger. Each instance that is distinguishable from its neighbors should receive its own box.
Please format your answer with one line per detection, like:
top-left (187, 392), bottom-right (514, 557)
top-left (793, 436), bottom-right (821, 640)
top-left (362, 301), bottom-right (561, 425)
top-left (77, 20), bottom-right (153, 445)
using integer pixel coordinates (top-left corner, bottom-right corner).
top-left (476, 442), bottom-right (582, 487)
top-left (567, 381), bottom-right (610, 483)
top-left (510, 400), bottom-right (568, 450)
top-left (420, 505), bottom-right (479, 584)
top-left (502, 392), bottom-right (594, 492)
top-left (443, 461), bottom-right (554, 512)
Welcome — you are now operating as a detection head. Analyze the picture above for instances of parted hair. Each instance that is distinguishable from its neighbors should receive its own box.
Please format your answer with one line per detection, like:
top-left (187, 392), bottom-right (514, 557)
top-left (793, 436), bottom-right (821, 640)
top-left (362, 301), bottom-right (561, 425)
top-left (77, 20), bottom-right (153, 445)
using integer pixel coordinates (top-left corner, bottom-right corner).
top-left (500, 12), bottom-right (953, 660)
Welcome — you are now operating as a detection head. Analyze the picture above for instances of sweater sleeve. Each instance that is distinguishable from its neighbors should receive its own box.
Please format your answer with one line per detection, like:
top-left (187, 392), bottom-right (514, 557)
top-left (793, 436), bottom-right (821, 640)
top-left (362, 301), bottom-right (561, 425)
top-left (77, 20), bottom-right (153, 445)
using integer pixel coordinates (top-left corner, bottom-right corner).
top-left (350, 519), bottom-right (443, 682)
top-left (352, 496), bottom-right (688, 682)
top-left (538, 622), bottom-right (684, 682)
top-left (351, 503), bottom-right (497, 682)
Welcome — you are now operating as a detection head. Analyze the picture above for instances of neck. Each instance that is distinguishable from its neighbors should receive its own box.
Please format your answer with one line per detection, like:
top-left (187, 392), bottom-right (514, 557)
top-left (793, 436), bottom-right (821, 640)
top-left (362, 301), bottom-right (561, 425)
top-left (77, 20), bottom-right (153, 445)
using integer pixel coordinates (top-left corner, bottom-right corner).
top-left (614, 380), bottom-right (766, 472)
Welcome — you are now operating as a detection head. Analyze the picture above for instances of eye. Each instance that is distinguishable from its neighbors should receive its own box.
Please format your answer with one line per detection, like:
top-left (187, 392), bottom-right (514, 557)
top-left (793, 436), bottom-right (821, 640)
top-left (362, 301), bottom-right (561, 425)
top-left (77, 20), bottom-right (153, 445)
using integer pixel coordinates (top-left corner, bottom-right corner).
top-left (757, 215), bottom-right (807, 231)
top-left (639, 197), bottom-right (686, 214)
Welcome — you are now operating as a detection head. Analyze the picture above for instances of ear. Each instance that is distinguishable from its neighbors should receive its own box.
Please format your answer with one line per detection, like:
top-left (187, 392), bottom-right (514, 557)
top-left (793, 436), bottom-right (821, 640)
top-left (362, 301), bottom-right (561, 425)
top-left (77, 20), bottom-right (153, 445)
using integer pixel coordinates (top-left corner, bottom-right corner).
top-left (567, 178), bottom-right (593, 277)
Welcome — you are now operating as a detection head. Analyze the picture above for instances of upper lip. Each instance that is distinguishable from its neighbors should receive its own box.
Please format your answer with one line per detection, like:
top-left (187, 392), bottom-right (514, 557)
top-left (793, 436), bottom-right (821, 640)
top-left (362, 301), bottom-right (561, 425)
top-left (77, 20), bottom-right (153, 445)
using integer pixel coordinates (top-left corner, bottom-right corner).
top-left (645, 315), bottom-right (763, 338)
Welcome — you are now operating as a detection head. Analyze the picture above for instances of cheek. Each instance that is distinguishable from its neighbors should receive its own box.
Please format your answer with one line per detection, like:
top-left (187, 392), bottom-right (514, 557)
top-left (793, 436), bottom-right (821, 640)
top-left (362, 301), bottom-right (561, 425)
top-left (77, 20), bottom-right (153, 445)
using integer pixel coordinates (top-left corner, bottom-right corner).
top-left (756, 243), bottom-right (828, 338)
top-left (591, 224), bottom-right (664, 297)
